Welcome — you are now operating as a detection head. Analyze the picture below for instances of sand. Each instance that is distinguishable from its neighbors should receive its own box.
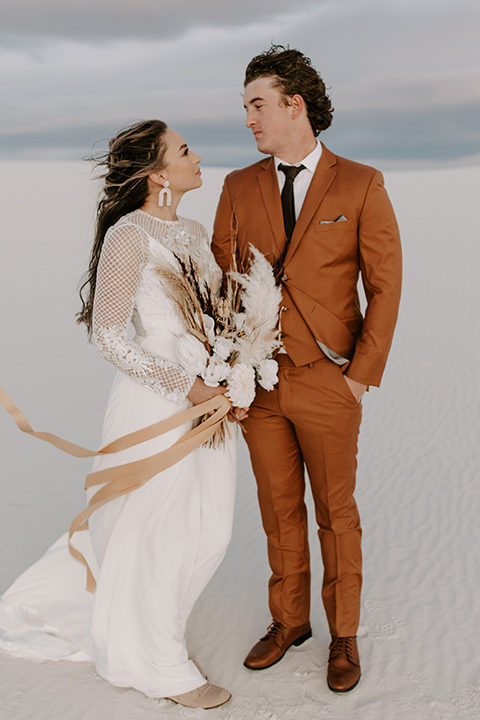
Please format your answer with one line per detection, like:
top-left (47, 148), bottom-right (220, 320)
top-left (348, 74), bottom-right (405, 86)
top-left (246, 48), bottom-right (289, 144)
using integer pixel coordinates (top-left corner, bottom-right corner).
top-left (1, 161), bottom-right (480, 719)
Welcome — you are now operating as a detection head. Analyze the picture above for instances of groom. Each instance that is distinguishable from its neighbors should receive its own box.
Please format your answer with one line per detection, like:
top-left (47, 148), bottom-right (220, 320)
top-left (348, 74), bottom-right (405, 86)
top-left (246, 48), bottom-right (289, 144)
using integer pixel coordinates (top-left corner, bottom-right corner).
top-left (212, 46), bottom-right (401, 692)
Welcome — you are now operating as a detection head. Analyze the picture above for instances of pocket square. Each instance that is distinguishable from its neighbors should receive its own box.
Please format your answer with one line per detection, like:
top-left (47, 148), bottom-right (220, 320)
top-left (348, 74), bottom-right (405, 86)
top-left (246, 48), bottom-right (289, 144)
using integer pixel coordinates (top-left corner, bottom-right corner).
top-left (319, 215), bottom-right (348, 224)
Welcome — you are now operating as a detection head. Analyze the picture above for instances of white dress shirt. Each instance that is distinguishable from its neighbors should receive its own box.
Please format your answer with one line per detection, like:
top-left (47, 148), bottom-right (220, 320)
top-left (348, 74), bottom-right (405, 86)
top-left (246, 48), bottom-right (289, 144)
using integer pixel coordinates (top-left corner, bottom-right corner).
top-left (274, 141), bottom-right (348, 366)
top-left (274, 140), bottom-right (323, 219)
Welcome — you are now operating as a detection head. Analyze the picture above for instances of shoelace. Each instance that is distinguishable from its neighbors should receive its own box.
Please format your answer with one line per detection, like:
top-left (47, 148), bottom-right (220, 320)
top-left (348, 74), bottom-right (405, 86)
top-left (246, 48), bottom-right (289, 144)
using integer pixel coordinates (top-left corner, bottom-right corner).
top-left (261, 620), bottom-right (284, 642)
top-left (329, 636), bottom-right (357, 662)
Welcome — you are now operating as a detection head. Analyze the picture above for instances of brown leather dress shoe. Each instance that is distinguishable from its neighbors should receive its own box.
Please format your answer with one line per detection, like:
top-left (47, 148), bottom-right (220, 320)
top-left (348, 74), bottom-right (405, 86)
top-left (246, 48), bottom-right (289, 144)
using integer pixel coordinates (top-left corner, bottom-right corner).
top-left (327, 636), bottom-right (361, 692)
top-left (244, 620), bottom-right (312, 670)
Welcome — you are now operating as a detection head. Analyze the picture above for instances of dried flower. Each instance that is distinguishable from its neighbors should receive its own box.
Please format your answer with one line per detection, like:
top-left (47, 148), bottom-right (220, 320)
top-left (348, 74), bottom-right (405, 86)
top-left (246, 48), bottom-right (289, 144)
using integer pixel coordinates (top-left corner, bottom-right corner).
top-left (157, 244), bottom-right (282, 446)
top-left (213, 336), bottom-right (235, 361)
top-left (176, 333), bottom-right (209, 376)
top-left (256, 358), bottom-right (279, 391)
top-left (201, 314), bottom-right (216, 346)
top-left (202, 357), bottom-right (231, 387)
top-left (226, 363), bottom-right (256, 408)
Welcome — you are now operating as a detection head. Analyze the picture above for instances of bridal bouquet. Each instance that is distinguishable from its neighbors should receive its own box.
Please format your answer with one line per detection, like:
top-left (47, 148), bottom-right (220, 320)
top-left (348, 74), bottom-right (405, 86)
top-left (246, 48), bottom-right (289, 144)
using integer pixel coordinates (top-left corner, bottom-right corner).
top-left (157, 246), bottom-right (283, 441)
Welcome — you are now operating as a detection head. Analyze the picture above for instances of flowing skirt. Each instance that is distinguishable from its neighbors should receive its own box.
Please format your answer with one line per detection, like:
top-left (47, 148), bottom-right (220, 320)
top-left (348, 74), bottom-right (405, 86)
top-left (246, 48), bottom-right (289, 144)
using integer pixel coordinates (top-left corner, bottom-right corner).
top-left (0, 367), bottom-right (237, 697)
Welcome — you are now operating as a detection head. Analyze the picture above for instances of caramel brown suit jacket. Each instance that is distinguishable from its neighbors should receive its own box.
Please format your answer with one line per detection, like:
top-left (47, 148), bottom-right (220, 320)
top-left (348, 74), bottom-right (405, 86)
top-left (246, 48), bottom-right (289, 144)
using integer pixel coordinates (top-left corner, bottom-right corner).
top-left (212, 144), bottom-right (402, 387)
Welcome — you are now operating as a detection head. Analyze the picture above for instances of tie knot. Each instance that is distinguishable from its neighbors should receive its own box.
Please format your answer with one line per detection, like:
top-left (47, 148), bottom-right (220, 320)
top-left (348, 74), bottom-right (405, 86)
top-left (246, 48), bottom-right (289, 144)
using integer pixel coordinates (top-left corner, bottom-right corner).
top-left (278, 163), bottom-right (305, 182)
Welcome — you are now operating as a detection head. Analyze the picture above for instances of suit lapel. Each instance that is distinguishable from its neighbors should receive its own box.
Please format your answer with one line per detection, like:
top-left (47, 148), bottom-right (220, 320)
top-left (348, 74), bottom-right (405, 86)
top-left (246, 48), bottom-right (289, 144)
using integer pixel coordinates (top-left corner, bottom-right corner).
top-left (256, 157), bottom-right (285, 257)
top-left (285, 144), bottom-right (338, 263)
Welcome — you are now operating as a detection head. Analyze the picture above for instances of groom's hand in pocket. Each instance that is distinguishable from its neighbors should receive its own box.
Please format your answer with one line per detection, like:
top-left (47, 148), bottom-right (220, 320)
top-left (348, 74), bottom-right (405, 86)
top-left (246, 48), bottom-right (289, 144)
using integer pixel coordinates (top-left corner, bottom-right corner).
top-left (343, 375), bottom-right (367, 403)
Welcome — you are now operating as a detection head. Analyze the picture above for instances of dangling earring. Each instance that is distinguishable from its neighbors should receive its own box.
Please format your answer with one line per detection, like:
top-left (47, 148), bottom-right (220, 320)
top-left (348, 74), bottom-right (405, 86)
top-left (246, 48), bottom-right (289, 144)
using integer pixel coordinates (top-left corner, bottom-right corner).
top-left (158, 181), bottom-right (171, 207)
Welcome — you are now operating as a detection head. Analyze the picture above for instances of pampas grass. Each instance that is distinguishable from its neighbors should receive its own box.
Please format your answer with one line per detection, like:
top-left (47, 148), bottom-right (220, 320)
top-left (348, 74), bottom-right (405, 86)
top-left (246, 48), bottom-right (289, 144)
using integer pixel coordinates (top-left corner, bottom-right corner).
top-left (155, 246), bottom-right (282, 445)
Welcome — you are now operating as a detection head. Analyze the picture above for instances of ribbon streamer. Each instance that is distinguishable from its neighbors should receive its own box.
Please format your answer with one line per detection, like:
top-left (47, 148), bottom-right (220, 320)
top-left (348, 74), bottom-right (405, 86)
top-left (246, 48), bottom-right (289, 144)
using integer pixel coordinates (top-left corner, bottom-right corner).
top-left (0, 387), bottom-right (231, 592)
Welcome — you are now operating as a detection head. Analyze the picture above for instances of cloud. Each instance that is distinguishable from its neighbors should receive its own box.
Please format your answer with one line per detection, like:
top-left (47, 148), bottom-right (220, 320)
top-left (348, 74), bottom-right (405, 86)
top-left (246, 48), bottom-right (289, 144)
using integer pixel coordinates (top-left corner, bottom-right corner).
top-left (327, 97), bottom-right (480, 164)
top-left (0, 0), bottom-right (479, 166)
top-left (0, 0), bottom-right (320, 42)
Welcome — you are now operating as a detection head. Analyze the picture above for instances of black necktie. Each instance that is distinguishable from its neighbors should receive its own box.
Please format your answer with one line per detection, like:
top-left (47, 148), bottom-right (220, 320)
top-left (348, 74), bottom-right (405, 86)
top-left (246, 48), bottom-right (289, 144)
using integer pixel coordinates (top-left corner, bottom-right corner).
top-left (278, 163), bottom-right (305, 241)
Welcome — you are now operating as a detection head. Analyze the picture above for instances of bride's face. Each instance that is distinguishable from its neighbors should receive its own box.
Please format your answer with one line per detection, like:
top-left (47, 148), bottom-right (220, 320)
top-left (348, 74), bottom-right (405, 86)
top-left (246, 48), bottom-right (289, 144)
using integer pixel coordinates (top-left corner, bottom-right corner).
top-left (160, 128), bottom-right (202, 195)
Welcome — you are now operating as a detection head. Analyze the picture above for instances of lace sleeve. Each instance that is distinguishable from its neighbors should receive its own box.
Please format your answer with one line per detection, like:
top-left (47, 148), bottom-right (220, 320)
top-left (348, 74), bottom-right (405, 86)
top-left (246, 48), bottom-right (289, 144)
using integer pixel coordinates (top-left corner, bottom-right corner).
top-left (91, 223), bottom-right (196, 402)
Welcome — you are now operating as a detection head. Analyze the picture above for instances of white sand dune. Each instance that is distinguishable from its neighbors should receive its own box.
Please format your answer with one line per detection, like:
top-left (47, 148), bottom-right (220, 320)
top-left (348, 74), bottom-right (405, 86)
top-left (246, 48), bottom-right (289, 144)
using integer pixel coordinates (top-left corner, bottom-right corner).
top-left (1, 161), bottom-right (480, 719)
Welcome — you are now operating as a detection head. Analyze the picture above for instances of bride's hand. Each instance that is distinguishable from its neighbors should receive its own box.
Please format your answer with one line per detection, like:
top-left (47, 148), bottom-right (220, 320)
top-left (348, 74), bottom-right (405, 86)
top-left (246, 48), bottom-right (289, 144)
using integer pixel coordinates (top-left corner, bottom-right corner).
top-left (187, 378), bottom-right (226, 406)
top-left (187, 380), bottom-right (249, 422)
top-left (232, 406), bottom-right (249, 421)
top-left (226, 406), bottom-right (249, 423)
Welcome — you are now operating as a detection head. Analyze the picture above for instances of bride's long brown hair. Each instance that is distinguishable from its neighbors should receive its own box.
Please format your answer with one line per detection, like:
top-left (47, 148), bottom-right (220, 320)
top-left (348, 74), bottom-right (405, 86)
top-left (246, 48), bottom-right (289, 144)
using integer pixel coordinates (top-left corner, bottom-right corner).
top-left (77, 119), bottom-right (169, 337)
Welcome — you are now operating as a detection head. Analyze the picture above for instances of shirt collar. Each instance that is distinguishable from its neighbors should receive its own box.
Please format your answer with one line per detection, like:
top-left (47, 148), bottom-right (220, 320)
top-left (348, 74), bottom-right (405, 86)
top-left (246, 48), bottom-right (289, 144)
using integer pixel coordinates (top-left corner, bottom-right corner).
top-left (275, 140), bottom-right (323, 175)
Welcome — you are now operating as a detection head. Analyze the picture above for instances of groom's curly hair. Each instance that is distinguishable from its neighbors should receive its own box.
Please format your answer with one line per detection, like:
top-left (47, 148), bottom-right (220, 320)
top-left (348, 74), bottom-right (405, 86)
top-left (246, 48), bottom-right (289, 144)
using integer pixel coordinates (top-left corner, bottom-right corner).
top-left (244, 45), bottom-right (334, 136)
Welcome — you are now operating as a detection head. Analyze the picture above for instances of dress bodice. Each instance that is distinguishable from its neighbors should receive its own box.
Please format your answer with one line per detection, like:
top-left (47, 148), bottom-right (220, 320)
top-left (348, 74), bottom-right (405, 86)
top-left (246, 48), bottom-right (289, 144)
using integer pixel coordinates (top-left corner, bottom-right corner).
top-left (92, 210), bottom-right (221, 403)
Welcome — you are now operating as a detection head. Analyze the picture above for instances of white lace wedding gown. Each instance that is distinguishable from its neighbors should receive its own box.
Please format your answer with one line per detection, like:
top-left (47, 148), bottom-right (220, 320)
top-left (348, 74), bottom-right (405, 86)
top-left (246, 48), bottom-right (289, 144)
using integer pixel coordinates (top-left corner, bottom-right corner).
top-left (0, 210), bottom-right (237, 698)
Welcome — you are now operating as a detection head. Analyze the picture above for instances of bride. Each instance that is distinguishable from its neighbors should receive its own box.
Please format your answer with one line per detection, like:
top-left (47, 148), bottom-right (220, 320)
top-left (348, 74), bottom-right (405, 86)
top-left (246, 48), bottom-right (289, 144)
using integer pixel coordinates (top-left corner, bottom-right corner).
top-left (0, 120), bottom-right (245, 709)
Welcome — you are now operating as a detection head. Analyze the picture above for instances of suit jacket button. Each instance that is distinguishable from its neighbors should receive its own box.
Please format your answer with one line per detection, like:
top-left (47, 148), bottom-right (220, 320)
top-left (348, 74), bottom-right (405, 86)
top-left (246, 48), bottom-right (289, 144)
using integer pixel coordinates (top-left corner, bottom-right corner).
top-left (282, 274), bottom-right (289, 282)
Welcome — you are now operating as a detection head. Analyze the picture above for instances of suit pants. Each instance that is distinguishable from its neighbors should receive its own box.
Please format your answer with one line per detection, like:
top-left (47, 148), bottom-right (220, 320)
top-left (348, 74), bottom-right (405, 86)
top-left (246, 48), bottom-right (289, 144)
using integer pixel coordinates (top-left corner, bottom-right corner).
top-left (243, 354), bottom-right (362, 637)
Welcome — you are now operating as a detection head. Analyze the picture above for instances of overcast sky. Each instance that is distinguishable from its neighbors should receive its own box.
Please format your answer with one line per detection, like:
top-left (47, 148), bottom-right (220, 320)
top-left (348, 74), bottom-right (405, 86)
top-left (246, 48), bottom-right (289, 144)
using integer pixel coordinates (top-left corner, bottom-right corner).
top-left (1, 0), bottom-right (479, 168)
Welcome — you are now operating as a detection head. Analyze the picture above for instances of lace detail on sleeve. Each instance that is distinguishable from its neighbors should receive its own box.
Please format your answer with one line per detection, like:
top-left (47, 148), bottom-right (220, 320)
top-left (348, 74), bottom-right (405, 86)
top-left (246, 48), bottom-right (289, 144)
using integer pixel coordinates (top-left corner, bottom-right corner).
top-left (92, 222), bottom-right (195, 402)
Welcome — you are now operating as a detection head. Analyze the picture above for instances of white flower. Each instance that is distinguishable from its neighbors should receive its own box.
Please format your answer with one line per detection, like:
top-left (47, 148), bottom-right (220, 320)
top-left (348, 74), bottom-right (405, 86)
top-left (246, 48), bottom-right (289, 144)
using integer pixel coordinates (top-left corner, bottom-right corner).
top-left (176, 333), bottom-right (209, 376)
top-left (226, 363), bottom-right (256, 408)
top-left (234, 312), bottom-right (247, 330)
top-left (213, 336), bottom-right (235, 361)
top-left (201, 314), bottom-right (216, 345)
top-left (256, 358), bottom-right (279, 391)
top-left (202, 357), bottom-right (231, 387)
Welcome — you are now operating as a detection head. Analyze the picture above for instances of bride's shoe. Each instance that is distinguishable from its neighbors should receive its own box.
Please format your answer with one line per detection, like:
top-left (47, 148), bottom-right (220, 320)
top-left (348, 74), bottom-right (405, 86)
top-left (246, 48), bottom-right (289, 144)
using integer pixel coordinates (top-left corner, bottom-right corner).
top-left (188, 654), bottom-right (207, 679)
top-left (167, 682), bottom-right (231, 709)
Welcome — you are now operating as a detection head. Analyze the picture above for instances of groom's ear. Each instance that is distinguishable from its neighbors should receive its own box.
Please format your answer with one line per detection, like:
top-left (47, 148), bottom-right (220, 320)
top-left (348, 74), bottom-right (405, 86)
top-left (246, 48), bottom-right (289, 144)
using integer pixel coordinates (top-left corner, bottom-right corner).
top-left (289, 93), bottom-right (305, 120)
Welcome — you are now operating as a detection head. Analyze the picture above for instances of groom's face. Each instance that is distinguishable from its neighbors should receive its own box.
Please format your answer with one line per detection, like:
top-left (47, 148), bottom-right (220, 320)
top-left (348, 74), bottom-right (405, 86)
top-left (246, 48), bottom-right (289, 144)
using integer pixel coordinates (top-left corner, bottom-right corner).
top-left (243, 76), bottom-right (294, 157)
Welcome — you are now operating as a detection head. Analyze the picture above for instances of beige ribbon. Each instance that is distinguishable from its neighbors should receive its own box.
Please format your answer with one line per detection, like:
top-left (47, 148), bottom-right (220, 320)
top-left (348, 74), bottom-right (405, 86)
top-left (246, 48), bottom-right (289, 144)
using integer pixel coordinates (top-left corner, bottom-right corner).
top-left (0, 387), bottom-right (231, 592)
